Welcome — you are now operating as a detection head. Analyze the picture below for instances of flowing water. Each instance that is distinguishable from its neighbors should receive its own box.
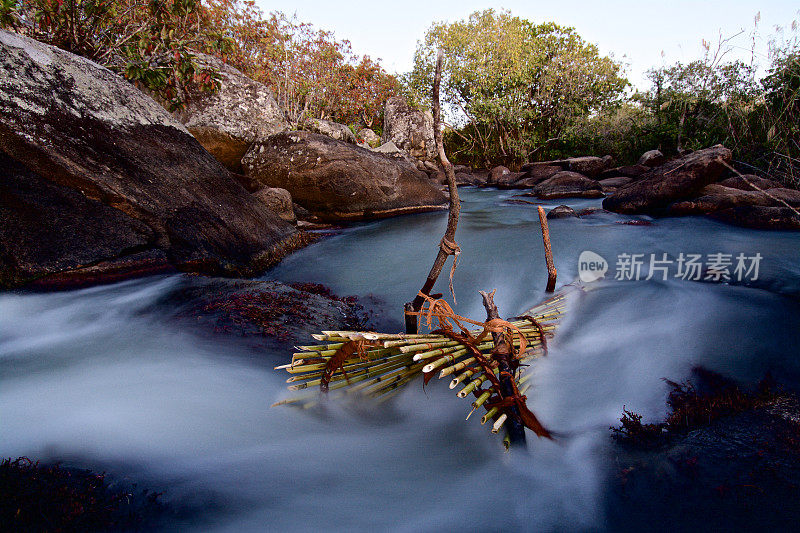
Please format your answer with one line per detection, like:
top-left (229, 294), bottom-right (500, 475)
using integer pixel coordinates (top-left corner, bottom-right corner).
top-left (2, 188), bottom-right (799, 531)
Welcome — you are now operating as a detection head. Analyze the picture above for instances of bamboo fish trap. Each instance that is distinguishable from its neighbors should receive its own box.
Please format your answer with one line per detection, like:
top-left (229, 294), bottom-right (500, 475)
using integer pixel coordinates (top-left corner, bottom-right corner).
top-left (273, 285), bottom-right (578, 438)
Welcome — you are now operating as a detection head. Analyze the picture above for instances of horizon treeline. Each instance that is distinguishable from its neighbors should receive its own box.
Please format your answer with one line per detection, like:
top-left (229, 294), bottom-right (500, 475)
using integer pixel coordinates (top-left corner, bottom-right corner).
top-left (1, 2), bottom-right (798, 184)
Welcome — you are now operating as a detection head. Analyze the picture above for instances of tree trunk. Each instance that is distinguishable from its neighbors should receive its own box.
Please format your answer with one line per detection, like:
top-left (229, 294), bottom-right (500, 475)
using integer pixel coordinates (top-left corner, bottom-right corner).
top-left (406, 50), bottom-right (461, 330)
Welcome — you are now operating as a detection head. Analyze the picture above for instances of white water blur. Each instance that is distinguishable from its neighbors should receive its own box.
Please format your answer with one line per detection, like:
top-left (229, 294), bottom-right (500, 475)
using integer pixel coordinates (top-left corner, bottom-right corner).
top-left (1, 189), bottom-right (799, 531)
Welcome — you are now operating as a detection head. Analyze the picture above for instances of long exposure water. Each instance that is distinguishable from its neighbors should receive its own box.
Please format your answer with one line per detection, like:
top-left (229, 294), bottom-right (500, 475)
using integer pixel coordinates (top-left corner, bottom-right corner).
top-left (2, 188), bottom-right (799, 531)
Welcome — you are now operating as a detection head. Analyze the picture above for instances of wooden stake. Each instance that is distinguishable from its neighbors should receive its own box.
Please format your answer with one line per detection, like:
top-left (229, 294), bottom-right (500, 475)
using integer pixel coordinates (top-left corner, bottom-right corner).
top-left (537, 206), bottom-right (557, 292)
top-left (406, 50), bottom-right (461, 333)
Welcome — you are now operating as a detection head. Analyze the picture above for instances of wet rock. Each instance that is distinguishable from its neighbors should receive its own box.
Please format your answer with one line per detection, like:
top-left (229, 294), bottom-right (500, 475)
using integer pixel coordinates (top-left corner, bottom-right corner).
top-left (607, 370), bottom-right (800, 531)
top-left (382, 96), bottom-right (436, 161)
top-left (166, 276), bottom-right (376, 347)
top-left (546, 205), bottom-right (578, 219)
top-left (302, 118), bottom-right (357, 144)
top-left (171, 53), bottom-right (288, 172)
top-left (0, 30), bottom-right (298, 288)
top-left (603, 145), bottom-right (732, 214)
top-left (532, 171), bottom-right (604, 199)
top-left (638, 149), bottom-right (665, 167)
top-left (242, 131), bottom-right (447, 221)
top-left (668, 185), bottom-right (800, 216)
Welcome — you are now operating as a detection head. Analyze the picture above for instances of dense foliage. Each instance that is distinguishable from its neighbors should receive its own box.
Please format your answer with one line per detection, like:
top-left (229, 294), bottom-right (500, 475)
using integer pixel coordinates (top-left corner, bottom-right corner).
top-left (406, 9), bottom-right (628, 167)
top-left (564, 26), bottom-right (800, 186)
top-left (2, 2), bottom-right (797, 183)
top-left (0, 0), bottom-right (398, 124)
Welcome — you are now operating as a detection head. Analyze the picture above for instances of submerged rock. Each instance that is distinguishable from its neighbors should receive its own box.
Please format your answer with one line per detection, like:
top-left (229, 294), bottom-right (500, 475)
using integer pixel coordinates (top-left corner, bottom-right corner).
top-left (0, 30), bottom-right (299, 287)
top-left (172, 53), bottom-right (288, 172)
top-left (242, 131), bottom-right (447, 221)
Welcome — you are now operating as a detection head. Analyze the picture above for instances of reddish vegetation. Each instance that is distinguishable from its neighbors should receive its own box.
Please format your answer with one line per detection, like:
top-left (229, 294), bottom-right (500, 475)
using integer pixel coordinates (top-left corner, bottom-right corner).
top-left (184, 282), bottom-right (371, 341)
top-left (0, 457), bottom-right (162, 531)
top-left (200, 290), bottom-right (315, 340)
top-left (611, 368), bottom-right (781, 448)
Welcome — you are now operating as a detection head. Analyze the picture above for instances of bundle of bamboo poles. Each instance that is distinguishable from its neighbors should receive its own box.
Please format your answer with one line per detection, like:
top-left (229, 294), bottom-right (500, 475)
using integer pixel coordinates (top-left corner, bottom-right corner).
top-left (273, 285), bottom-right (576, 436)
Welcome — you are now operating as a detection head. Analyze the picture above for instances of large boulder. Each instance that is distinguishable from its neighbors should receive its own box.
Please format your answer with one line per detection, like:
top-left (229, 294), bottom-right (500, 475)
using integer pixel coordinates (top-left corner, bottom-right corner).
top-left (303, 118), bottom-right (357, 144)
top-left (668, 185), bottom-right (800, 215)
top-left (567, 156), bottom-right (613, 178)
top-left (0, 30), bottom-right (299, 287)
top-left (522, 164), bottom-right (563, 185)
top-left (603, 145), bottom-right (732, 214)
top-left (532, 171), bottom-right (604, 199)
top-left (382, 96), bottom-right (436, 161)
top-left (172, 53), bottom-right (288, 172)
top-left (241, 131), bottom-right (447, 221)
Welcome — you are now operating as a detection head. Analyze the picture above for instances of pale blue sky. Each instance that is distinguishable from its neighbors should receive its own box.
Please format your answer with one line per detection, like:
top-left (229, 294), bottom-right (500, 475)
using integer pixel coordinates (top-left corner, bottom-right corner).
top-left (256, 0), bottom-right (799, 89)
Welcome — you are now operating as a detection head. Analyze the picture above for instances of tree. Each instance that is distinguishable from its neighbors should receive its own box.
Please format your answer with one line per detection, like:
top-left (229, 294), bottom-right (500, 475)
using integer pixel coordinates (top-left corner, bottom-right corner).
top-left (406, 9), bottom-right (627, 167)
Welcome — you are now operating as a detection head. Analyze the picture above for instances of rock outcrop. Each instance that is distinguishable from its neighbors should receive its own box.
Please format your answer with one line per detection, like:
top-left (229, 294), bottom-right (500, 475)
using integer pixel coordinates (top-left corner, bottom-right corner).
top-left (382, 96), bottom-right (436, 161)
top-left (242, 131), bottom-right (447, 221)
top-left (0, 30), bottom-right (299, 287)
top-left (172, 53), bottom-right (288, 172)
top-left (603, 145), bottom-right (732, 214)
top-left (668, 184), bottom-right (800, 216)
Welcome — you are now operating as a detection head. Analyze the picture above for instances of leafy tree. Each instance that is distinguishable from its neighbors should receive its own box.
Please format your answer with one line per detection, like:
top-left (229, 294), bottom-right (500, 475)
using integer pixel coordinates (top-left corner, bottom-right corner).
top-left (407, 9), bottom-right (627, 167)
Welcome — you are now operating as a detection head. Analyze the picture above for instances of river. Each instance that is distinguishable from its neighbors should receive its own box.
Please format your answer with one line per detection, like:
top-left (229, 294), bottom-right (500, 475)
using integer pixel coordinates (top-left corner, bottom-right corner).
top-left (2, 188), bottom-right (799, 531)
